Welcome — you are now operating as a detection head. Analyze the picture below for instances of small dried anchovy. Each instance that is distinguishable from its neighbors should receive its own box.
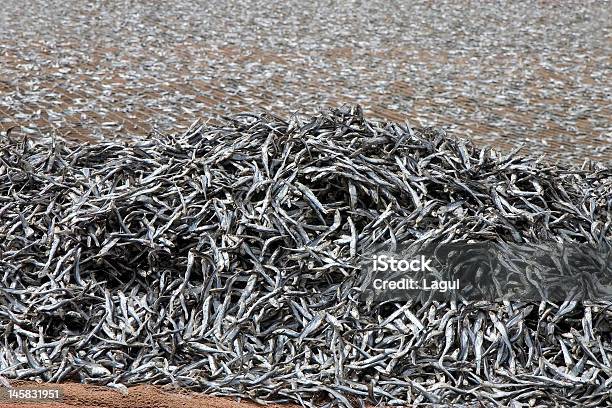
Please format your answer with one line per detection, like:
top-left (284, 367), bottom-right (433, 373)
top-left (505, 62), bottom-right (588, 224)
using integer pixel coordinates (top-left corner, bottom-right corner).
top-left (0, 107), bottom-right (611, 407)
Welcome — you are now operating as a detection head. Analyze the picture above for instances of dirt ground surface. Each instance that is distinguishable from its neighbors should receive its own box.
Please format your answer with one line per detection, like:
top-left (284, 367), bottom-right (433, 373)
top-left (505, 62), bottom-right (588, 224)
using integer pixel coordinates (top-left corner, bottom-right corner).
top-left (0, 0), bottom-right (610, 164)
top-left (1, 381), bottom-right (296, 408)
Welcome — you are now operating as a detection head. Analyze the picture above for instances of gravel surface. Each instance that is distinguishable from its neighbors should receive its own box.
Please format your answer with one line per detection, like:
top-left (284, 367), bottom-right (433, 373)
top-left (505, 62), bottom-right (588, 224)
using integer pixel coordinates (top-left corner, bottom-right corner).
top-left (0, 0), bottom-right (610, 165)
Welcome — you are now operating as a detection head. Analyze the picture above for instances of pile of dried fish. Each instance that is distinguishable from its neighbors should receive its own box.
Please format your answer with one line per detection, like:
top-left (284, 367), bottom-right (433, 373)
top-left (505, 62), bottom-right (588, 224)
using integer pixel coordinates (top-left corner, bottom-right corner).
top-left (1, 107), bottom-right (611, 407)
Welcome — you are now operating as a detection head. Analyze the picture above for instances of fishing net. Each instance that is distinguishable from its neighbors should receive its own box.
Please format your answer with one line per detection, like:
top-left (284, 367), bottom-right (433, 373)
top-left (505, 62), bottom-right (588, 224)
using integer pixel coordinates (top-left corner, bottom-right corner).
top-left (1, 107), bottom-right (611, 406)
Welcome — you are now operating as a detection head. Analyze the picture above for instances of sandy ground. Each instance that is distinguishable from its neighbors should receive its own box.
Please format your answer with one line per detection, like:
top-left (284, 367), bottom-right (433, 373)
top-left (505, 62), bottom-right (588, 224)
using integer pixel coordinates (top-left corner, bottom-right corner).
top-left (1, 381), bottom-right (296, 408)
top-left (0, 0), bottom-right (610, 164)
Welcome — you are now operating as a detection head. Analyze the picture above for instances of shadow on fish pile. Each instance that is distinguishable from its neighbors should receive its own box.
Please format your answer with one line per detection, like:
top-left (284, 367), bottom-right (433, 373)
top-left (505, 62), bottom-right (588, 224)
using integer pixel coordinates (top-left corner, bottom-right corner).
top-left (1, 106), bottom-right (611, 407)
